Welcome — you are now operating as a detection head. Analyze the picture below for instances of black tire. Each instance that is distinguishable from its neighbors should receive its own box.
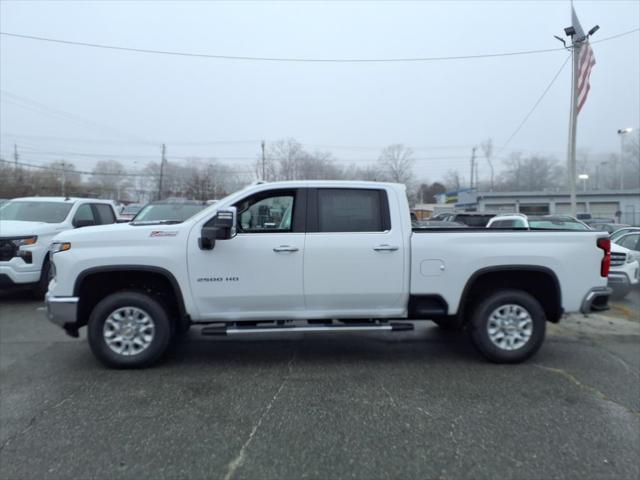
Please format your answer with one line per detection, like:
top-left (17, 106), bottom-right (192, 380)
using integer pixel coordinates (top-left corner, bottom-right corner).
top-left (32, 259), bottom-right (52, 299)
top-left (468, 290), bottom-right (546, 364)
top-left (87, 291), bottom-right (173, 368)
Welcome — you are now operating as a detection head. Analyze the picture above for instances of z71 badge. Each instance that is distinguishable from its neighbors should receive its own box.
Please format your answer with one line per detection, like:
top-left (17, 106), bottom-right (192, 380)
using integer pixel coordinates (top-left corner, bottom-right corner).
top-left (150, 231), bottom-right (178, 237)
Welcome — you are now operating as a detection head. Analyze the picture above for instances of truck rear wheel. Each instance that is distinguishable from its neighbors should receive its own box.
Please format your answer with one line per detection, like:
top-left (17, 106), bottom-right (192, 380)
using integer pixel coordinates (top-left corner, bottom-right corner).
top-left (468, 290), bottom-right (546, 363)
top-left (87, 291), bottom-right (172, 368)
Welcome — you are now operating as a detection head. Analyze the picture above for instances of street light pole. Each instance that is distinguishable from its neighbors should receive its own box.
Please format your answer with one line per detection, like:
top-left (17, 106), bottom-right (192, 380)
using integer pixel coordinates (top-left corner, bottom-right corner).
top-left (617, 128), bottom-right (633, 190)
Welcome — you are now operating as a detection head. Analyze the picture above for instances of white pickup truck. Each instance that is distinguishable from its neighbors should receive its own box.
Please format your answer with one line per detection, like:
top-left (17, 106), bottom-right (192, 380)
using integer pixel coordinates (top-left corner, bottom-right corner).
top-left (0, 197), bottom-right (119, 297)
top-left (45, 181), bottom-right (612, 368)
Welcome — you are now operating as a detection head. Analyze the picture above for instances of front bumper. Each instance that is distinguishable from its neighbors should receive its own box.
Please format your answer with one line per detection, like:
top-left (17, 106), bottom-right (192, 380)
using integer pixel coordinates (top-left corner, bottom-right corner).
top-left (0, 264), bottom-right (41, 286)
top-left (45, 293), bottom-right (79, 334)
top-left (608, 272), bottom-right (632, 298)
top-left (580, 286), bottom-right (612, 314)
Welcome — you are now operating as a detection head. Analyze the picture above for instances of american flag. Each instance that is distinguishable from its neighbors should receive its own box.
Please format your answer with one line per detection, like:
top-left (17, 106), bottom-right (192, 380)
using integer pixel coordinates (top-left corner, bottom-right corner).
top-left (577, 42), bottom-right (596, 114)
top-left (571, 6), bottom-right (596, 114)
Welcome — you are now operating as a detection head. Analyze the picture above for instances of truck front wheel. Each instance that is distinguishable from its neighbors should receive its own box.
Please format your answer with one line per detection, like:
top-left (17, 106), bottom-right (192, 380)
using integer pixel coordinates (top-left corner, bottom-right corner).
top-left (468, 290), bottom-right (546, 364)
top-left (87, 291), bottom-right (173, 368)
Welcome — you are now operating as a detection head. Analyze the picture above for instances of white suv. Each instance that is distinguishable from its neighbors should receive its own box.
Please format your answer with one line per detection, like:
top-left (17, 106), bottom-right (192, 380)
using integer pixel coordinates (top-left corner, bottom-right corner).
top-left (609, 232), bottom-right (640, 299)
top-left (0, 197), bottom-right (118, 297)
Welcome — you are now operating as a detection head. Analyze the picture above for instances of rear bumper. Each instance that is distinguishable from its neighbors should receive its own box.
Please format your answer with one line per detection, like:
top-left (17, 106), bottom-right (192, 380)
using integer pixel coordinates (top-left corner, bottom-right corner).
top-left (580, 286), bottom-right (612, 314)
top-left (45, 293), bottom-right (79, 332)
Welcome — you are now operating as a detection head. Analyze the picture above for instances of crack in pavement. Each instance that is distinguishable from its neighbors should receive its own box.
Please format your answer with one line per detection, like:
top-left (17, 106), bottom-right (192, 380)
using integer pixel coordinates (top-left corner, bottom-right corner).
top-left (534, 365), bottom-right (640, 418)
top-left (221, 351), bottom-right (296, 480)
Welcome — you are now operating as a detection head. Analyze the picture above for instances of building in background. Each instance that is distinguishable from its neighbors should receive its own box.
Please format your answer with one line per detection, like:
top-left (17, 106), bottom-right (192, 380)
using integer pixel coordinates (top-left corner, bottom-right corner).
top-left (452, 189), bottom-right (640, 224)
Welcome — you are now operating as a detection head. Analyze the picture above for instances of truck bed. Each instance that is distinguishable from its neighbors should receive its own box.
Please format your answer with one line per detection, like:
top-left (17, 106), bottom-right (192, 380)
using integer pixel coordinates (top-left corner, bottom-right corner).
top-left (410, 229), bottom-right (607, 315)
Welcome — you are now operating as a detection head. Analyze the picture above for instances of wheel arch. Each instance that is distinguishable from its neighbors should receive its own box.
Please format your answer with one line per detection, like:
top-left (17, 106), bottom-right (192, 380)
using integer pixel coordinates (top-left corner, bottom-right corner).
top-left (458, 265), bottom-right (563, 323)
top-left (74, 265), bottom-right (189, 331)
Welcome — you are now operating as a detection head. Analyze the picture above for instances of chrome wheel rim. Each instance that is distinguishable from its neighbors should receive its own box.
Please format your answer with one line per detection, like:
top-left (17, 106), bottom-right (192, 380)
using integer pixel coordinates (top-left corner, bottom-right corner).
top-left (103, 307), bottom-right (155, 356)
top-left (487, 304), bottom-right (533, 351)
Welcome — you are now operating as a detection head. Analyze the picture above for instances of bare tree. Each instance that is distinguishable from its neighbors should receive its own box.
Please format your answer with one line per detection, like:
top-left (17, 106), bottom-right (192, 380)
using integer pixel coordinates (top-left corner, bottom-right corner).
top-left (378, 144), bottom-right (414, 184)
top-left (89, 159), bottom-right (130, 200)
top-left (443, 169), bottom-right (462, 191)
top-left (342, 163), bottom-right (382, 181)
top-left (480, 138), bottom-right (495, 190)
top-left (497, 153), bottom-right (564, 191)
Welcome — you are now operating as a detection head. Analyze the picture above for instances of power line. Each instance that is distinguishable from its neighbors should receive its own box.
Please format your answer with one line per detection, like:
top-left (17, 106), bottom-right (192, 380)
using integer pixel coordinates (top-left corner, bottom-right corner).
top-left (0, 158), bottom-right (253, 177)
top-left (495, 53), bottom-right (572, 159)
top-left (0, 90), bottom-right (157, 145)
top-left (7, 146), bottom-right (485, 163)
top-left (1, 28), bottom-right (637, 63)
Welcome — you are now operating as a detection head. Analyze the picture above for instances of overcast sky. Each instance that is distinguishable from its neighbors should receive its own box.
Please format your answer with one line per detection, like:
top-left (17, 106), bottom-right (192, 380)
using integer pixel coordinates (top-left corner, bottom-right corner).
top-left (1, 0), bottom-right (638, 183)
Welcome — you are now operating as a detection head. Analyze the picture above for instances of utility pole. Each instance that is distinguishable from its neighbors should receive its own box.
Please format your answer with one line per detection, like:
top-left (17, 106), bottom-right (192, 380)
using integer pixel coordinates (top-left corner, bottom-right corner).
top-left (60, 161), bottom-right (67, 197)
top-left (158, 143), bottom-right (166, 200)
top-left (13, 144), bottom-right (20, 187)
top-left (261, 140), bottom-right (266, 180)
top-left (469, 147), bottom-right (477, 189)
top-left (13, 143), bottom-right (19, 170)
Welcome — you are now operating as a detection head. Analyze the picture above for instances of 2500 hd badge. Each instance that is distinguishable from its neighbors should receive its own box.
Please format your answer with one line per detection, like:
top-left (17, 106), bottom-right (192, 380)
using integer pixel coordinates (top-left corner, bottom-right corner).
top-left (197, 276), bottom-right (240, 283)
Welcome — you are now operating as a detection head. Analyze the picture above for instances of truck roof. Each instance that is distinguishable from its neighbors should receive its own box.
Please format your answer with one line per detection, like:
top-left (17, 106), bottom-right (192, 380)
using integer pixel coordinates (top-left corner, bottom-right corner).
top-left (247, 180), bottom-right (405, 190)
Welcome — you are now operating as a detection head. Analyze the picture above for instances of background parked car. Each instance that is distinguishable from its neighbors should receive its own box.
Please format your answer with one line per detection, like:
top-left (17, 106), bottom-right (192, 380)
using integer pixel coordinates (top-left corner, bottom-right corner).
top-left (430, 212), bottom-right (497, 227)
top-left (591, 223), bottom-right (632, 234)
top-left (610, 227), bottom-right (640, 242)
top-left (131, 200), bottom-right (208, 224)
top-left (119, 203), bottom-right (143, 221)
top-left (486, 213), bottom-right (591, 230)
top-left (414, 220), bottom-right (467, 228)
top-left (608, 241), bottom-right (640, 299)
top-left (0, 197), bottom-right (118, 297)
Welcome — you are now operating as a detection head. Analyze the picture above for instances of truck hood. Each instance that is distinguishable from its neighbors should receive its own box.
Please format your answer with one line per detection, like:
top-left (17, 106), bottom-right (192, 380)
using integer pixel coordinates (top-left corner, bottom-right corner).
top-left (611, 242), bottom-right (631, 255)
top-left (0, 220), bottom-right (66, 238)
top-left (53, 221), bottom-right (192, 244)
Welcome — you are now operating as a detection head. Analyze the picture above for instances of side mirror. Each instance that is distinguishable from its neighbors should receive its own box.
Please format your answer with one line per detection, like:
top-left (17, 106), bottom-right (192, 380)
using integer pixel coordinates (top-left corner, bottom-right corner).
top-left (198, 208), bottom-right (236, 250)
top-left (73, 219), bottom-right (96, 228)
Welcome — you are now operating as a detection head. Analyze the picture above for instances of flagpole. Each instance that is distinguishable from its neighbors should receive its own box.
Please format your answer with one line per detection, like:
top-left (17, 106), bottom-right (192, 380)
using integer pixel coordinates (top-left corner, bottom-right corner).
top-left (562, 3), bottom-right (599, 217)
top-left (568, 41), bottom-right (579, 217)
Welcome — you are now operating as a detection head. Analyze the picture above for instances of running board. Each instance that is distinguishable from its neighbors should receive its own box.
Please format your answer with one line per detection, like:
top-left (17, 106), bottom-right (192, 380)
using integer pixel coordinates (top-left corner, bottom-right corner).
top-left (200, 322), bottom-right (414, 336)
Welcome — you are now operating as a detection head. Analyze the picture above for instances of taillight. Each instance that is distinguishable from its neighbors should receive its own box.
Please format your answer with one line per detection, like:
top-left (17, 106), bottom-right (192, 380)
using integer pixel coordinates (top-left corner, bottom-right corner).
top-left (597, 238), bottom-right (611, 277)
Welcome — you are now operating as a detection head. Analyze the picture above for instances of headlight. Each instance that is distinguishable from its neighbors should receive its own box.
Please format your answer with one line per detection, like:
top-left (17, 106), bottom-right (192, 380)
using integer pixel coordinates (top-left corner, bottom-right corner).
top-left (12, 236), bottom-right (37, 247)
top-left (627, 252), bottom-right (640, 264)
top-left (50, 242), bottom-right (71, 254)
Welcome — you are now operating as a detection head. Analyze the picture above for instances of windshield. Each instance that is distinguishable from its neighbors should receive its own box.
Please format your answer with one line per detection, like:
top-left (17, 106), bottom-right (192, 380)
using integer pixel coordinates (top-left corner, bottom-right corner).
top-left (611, 228), bottom-right (636, 241)
top-left (121, 205), bottom-right (142, 215)
top-left (529, 219), bottom-right (590, 230)
top-left (132, 203), bottom-right (206, 223)
top-left (0, 201), bottom-right (73, 223)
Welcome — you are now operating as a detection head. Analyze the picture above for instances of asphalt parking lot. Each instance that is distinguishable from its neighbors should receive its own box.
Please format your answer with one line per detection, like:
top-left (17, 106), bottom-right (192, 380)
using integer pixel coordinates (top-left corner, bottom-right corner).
top-left (1, 290), bottom-right (639, 480)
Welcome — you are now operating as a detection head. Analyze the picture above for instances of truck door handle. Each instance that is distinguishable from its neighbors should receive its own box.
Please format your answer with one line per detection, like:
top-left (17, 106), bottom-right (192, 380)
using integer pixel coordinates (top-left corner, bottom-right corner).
top-left (273, 245), bottom-right (299, 252)
top-left (373, 244), bottom-right (399, 252)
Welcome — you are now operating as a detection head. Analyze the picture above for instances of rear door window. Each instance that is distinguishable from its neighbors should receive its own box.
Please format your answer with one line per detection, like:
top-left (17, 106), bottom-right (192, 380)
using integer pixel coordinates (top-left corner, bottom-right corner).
top-left (316, 189), bottom-right (389, 232)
